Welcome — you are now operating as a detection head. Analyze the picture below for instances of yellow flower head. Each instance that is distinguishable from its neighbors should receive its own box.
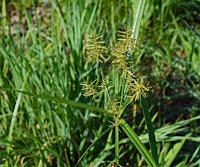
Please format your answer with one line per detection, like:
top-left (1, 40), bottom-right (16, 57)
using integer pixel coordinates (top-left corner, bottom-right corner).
top-left (128, 78), bottom-right (151, 101)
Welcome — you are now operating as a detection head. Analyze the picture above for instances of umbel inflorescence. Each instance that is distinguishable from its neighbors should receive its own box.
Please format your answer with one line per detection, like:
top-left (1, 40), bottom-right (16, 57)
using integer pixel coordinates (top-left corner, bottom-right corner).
top-left (81, 28), bottom-right (150, 115)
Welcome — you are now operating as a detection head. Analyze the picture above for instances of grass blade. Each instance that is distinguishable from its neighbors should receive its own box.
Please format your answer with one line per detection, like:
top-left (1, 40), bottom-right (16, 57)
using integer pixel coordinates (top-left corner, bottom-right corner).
top-left (164, 134), bottom-right (189, 167)
top-left (131, 0), bottom-right (147, 44)
top-left (140, 97), bottom-right (158, 163)
top-left (3, 89), bottom-right (111, 116)
top-left (120, 118), bottom-right (158, 167)
top-left (5, 71), bottom-right (30, 167)
top-left (38, 160), bottom-right (43, 167)
top-left (0, 138), bottom-right (11, 146)
top-left (75, 127), bottom-right (112, 167)
top-left (115, 122), bottom-right (119, 165)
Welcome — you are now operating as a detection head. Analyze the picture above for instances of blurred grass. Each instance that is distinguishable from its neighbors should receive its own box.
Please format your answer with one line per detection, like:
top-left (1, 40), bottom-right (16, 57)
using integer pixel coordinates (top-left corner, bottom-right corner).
top-left (0, 0), bottom-right (200, 166)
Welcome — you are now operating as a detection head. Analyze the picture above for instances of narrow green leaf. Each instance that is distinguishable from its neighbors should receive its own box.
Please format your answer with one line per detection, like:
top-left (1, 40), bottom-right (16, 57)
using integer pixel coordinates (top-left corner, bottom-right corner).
top-left (5, 71), bottom-right (30, 167)
top-left (4, 89), bottom-right (111, 116)
top-left (0, 138), bottom-right (11, 146)
top-left (131, 0), bottom-right (147, 45)
top-left (164, 135), bottom-right (189, 167)
top-left (189, 145), bottom-right (200, 163)
top-left (24, 9), bottom-right (37, 44)
top-left (115, 122), bottom-right (119, 165)
top-left (120, 119), bottom-right (158, 167)
top-left (38, 160), bottom-right (43, 167)
top-left (140, 97), bottom-right (158, 163)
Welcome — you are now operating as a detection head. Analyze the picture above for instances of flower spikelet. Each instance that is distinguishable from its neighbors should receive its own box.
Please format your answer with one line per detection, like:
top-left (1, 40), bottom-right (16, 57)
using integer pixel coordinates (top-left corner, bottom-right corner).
top-left (81, 80), bottom-right (98, 100)
top-left (111, 42), bottom-right (129, 77)
top-left (128, 78), bottom-right (151, 101)
top-left (98, 77), bottom-right (113, 94)
top-left (106, 98), bottom-right (120, 115)
top-left (117, 28), bottom-right (135, 51)
top-left (111, 28), bottom-right (136, 77)
top-left (86, 32), bottom-right (106, 64)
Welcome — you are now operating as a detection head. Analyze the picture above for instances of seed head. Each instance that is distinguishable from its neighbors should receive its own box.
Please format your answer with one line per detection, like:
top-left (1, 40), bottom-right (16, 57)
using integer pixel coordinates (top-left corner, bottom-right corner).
top-left (117, 28), bottom-right (135, 51)
top-left (128, 78), bottom-right (151, 101)
top-left (106, 98), bottom-right (120, 115)
top-left (81, 80), bottom-right (98, 100)
top-left (111, 28), bottom-right (136, 77)
top-left (98, 77), bottom-right (113, 94)
top-left (111, 42), bottom-right (129, 77)
top-left (86, 32), bottom-right (106, 64)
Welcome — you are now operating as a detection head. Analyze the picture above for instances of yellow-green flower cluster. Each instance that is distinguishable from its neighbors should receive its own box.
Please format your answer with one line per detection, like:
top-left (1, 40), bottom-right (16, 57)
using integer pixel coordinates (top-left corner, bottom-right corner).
top-left (82, 28), bottom-right (151, 106)
top-left (111, 29), bottom-right (136, 77)
top-left (106, 98), bottom-right (120, 115)
top-left (86, 32), bottom-right (106, 64)
top-left (80, 80), bottom-right (98, 100)
top-left (128, 78), bottom-right (151, 101)
top-left (111, 42), bottom-right (129, 77)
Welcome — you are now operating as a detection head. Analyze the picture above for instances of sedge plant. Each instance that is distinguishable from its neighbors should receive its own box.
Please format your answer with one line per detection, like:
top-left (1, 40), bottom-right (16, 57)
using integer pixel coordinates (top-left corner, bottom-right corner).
top-left (79, 27), bottom-right (158, 166)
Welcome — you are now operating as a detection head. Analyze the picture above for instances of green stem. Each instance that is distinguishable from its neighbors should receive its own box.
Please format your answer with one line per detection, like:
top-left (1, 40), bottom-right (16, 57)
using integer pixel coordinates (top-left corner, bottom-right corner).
top-left (115, 117), bottom-right (119, 165)
top-left (114, 71), bottom-right (119, 95)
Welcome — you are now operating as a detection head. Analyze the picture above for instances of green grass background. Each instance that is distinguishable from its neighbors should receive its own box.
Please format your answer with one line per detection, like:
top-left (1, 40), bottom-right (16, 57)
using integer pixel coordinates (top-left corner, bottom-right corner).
top-left (0, 0), bottom-right (200, 166)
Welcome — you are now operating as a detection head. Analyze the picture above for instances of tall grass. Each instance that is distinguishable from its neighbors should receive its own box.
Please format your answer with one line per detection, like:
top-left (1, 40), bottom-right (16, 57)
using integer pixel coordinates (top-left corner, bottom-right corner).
top-left (0, 0), bottom-right (200, 166)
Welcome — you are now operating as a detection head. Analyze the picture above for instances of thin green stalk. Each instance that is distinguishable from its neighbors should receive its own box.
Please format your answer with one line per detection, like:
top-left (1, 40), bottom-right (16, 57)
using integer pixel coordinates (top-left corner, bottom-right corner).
top-left (114, 70), bottom-right (119, 95)
top-left (75, 127), bottom-right (112, 167)
top-left (111, 1), bottom-right (116, 42)
top-left (115, 117), bottom-right (119, 165)
top-left (65, 152), bottom-right (71, 167)
top-left (5, 71), bottom-right (30, 167)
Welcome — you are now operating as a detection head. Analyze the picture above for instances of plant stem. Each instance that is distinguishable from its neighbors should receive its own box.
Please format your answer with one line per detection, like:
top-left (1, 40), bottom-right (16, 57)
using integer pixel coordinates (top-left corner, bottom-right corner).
top-left (115, 117), bottom-right (119, 165)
